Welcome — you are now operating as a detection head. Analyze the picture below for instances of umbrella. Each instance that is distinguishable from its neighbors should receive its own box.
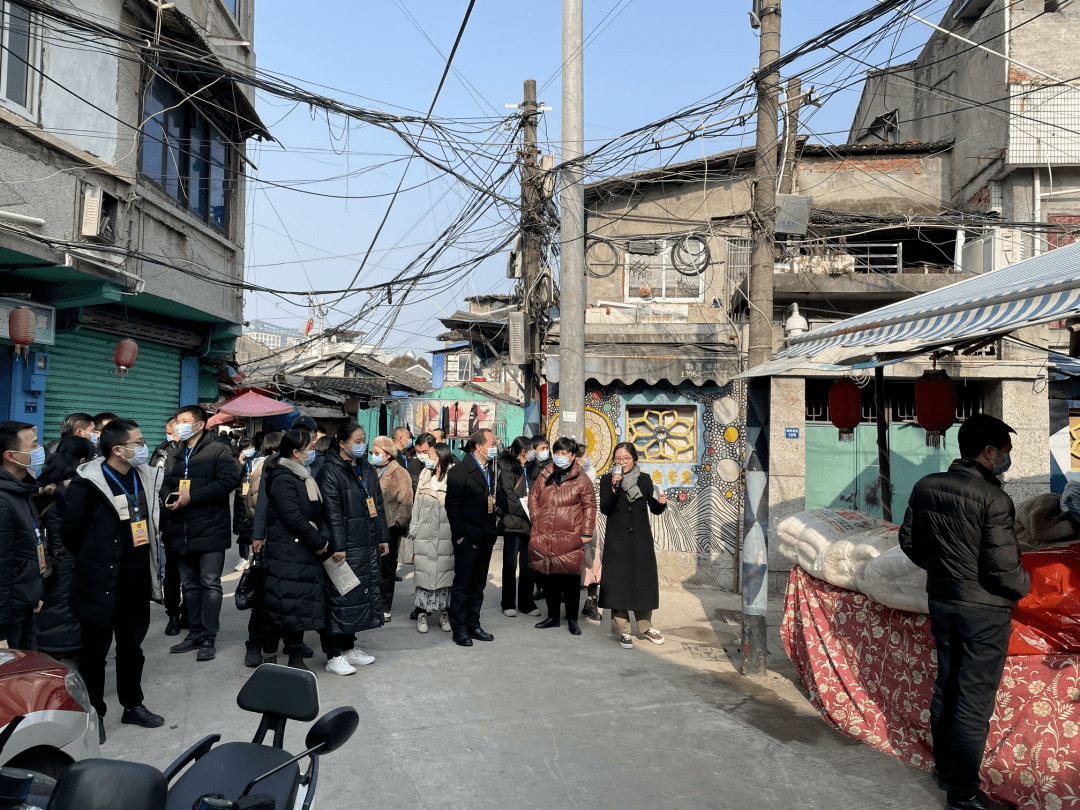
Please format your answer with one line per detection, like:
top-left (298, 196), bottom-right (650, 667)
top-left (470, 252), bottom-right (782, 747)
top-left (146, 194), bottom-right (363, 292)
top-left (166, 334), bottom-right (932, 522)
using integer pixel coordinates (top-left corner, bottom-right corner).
top-left (206, 411), bottom-right (236, 428)
top-left (215, 391), bottom-right (294, 418)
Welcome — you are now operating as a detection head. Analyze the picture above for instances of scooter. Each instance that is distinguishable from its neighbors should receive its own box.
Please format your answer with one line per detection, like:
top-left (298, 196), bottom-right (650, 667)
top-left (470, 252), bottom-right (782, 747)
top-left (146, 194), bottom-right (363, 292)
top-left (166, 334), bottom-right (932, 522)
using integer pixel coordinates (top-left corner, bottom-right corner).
top-left (0, 663), bottom-right (358, 810)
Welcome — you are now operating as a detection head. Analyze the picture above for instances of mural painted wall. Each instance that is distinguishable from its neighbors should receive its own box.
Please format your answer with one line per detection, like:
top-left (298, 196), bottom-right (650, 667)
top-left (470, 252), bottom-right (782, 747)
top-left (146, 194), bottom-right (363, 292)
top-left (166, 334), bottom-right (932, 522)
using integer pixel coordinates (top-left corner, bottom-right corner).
top-left (546, 378), bottom-right (745, 589)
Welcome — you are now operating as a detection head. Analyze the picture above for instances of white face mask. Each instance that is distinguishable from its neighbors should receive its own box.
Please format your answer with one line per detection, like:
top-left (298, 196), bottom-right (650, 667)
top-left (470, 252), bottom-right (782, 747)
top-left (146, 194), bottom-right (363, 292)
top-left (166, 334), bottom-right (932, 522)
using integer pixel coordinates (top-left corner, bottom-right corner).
top-left (537, 449), bottom-right (550, 462)
top-left (485, 445), bottom-right (498, 460)
top-left (242, 448), bottom-right (256, 459)
top-left (123, 445), bottom-right (149, 467)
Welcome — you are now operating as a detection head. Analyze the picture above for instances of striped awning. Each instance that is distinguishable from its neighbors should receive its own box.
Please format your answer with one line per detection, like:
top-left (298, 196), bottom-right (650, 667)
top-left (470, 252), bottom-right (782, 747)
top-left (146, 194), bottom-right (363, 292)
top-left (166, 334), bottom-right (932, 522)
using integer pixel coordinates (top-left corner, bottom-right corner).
top-left (740, 241), bottom-right (1080, 377)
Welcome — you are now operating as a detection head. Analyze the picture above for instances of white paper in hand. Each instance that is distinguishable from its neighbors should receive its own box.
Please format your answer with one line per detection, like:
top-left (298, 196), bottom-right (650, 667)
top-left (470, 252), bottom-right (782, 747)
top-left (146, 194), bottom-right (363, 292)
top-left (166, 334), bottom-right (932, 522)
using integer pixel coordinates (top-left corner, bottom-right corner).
top-left (323, 557), bottom-right (360, 595)
top-left (519, 496), bottom-right (531, 521)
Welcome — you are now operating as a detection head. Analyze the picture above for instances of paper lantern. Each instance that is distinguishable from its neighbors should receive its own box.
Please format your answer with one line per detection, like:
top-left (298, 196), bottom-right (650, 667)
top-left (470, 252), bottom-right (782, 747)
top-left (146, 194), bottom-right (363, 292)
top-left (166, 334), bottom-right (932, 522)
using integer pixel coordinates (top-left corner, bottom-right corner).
top-left (114, 338), bottom-right (138, 378)
top-left (8, 307), bottom-right (35, 358)
top-left (828, 379), bottom-right (862, 443)
top-left (916, 369), bottom-right (956, 449)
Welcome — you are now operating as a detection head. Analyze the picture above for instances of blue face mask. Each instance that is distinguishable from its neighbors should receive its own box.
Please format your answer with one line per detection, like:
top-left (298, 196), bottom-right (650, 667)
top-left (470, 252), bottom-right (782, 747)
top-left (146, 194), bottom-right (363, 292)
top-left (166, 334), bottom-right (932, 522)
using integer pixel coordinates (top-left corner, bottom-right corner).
top-left (405, 438), bottom-right (414, 449)
top-left (370, 452), bottom-right (385, 467)
top-left (303, 448), bottom-right (317, 467)
top-left (242, 448), bottom-right (256, 459)
top-left (423, 455), bottom-right (436, 470)
top-left (175, 422), bottom-right (195, 441)
top-left (992, 449), bottom-right (1011, 477)
top-left (552, 455), bottom-right (572, 469)
top-left (350, 443), bottom-right (367, 458)
top-left (486, 445), bottom-right (498, 460)
top-left (527, 450), bottom-right (536, 462)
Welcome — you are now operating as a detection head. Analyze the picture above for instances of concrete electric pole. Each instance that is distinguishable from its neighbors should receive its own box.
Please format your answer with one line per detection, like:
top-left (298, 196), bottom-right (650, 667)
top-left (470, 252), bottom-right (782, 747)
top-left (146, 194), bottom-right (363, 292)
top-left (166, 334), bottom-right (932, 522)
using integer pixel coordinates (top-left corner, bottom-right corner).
top-left (520, 79), bottom-right (543, 420)
top-left (741, 0), bottom-right (781, 677)
top-left (559, 0), bottom-right (586, 442)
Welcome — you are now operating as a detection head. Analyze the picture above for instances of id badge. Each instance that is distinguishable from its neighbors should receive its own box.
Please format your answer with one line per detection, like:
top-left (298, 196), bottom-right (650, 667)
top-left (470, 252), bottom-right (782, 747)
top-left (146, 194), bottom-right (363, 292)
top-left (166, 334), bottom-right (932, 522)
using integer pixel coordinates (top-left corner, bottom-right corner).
top-left (487, 495), bottom-right (495, 514)
top-left (36, 539), bottom-right (47, 574)
top-left (366, 496), bottom-right (377, 518)
top-left (242, 481), bottom-right (250, 496)
top-left (131, 520), bottom-right (150, 547)
top-left (178, 479), bottom-right (191, 495)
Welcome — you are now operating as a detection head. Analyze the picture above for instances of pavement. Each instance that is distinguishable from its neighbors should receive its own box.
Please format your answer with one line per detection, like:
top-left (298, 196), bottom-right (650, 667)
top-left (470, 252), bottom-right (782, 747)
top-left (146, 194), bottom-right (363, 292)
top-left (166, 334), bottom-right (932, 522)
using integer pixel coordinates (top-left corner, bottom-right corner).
top-left (102, 545), bottom-right (946, 810)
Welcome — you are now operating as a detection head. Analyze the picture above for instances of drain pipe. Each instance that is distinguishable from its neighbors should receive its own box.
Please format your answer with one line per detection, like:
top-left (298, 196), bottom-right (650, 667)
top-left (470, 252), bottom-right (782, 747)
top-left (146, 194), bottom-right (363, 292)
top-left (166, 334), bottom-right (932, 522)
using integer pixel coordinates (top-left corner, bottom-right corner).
top-left (0, 210), bottom-right (45, 227)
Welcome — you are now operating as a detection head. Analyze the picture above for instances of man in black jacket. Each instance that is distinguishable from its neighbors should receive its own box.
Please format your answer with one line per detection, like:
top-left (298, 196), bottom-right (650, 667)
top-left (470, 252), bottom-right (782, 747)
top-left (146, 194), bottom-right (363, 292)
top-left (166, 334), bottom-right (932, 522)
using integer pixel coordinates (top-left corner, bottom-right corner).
top-left (61, 419), bottom-right (165, 744)
top-left (0, 421), bottom-right (45, 650)
top-left (445, 428), bottom-right (499, 646)
top-left (163, 405), bottom-right (241, 662)
top-left (899, 413), bottom-right (1030, 810)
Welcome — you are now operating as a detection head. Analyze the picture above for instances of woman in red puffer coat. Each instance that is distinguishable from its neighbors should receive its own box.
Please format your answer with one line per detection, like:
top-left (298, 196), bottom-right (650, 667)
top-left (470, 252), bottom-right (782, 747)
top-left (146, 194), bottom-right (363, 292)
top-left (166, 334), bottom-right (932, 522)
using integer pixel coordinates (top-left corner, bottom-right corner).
top-left (528, 436), bottom-right (596, 636)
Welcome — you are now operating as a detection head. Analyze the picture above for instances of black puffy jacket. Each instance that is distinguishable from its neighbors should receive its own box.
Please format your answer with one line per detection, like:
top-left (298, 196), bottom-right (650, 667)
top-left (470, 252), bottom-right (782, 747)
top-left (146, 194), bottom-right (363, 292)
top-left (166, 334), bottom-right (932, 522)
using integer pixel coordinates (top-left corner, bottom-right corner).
top-left (899, 458), bottom-right (1031, 611)
top-left (316, 453), bottom-right (387, 635)
top-left (33, 480), bottom-right (81, 655)
top-left (233, 459), bottom-right (253, 543)
top-left (263, 463), bottom-right (326, 632)
top-left (162, 432), bottom-right (241, 554)
top-left (495, 454), bottom-right (530, 536)
top-left (0, 469), bottom-right (44, 641)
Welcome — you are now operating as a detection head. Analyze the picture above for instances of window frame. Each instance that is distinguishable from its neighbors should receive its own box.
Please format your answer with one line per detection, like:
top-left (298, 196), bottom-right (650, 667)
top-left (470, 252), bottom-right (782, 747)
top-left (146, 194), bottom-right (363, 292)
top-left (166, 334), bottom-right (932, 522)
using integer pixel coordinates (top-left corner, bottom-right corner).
top-left (622, 238), bottom-right (706, 304)
top-left (0, 1), bottom-right (39, 116)
top-left (625, 404), bottom-right (699, 464)
top-left (138, 73), bottom-right (236, 234)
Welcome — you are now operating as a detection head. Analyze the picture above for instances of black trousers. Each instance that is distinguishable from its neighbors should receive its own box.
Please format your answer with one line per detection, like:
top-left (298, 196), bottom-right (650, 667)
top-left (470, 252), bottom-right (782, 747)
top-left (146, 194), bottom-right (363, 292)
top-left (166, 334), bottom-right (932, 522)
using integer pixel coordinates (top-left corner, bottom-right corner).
top-left (78, 567), bottom-right (150, 717)
top-left (380, 529), bottom-right (404, 614)
top-left (544, 572), bottom-right (580, 623)
top-left (449, 540), bottom-right (493, 632)
top-left (928, 598), bottom-right (1012, 800)
top-left (501, 534), bottom-right (536, 612)
top-left (262, 625), bottom-right (304, 655)
top-left (320, 632), bottom-right (356, 659)
top-left (162, 534), bottom-right (184, 619)
top-left (245, 600), bottom-right (265, 650)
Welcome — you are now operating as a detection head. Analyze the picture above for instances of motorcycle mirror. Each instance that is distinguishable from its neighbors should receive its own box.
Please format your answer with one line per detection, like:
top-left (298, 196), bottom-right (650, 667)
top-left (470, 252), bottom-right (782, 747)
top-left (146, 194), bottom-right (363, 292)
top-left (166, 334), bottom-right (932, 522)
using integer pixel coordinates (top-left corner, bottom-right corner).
top-left (304, 707), bottom-right (359, 756)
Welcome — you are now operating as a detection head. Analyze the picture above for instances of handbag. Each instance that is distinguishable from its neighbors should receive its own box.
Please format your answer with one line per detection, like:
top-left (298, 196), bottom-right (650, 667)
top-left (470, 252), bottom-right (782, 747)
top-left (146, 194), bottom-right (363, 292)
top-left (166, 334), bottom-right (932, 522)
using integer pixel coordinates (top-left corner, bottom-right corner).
top-left (234, 552), bottom-right (264, 611)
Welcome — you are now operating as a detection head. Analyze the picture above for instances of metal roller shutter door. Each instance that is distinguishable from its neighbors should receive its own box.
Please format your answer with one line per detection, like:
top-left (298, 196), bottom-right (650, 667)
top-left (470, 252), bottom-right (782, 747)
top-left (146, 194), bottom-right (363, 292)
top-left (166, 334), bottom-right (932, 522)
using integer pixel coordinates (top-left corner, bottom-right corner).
top-left (43, 330), bottom-right (182, 446)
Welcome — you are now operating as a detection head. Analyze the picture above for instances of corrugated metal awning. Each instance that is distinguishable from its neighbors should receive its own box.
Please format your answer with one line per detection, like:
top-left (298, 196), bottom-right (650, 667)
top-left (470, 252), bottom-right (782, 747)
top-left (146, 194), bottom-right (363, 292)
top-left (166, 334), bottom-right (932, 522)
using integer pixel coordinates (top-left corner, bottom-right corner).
top-left (739, 241), bottom-right (1080, 377)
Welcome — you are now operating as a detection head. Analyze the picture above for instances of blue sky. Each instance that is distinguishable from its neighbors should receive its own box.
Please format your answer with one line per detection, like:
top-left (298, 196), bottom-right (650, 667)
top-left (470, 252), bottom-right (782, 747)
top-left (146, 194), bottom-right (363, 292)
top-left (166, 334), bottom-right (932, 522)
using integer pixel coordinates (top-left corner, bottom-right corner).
top-left (245, 0), bottom-right (953, 355)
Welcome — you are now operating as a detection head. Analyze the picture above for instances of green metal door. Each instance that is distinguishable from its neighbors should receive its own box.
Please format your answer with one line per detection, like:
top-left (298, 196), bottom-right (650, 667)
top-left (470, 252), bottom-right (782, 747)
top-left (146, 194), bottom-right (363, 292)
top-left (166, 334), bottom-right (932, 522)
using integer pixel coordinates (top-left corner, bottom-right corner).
top-left (43, 329), bottom-right (182, 446)
top-left (805, 422), bottom-right (962, 519)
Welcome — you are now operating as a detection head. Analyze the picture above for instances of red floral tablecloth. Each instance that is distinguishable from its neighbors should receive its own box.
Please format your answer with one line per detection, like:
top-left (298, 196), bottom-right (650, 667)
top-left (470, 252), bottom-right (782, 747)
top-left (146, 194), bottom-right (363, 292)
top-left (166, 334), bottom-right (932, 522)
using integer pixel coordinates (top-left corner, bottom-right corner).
top-left (783, 566), bottom-right (1080, 809)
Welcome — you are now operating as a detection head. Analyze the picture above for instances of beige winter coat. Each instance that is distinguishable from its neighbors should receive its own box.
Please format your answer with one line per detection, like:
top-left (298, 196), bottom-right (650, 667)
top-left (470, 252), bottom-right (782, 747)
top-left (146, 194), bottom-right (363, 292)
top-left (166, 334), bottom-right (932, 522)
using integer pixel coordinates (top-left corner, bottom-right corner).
top-left (408, 468), bottom-right (455, 591)
top-left (377, 460), bottom-right (413, 534)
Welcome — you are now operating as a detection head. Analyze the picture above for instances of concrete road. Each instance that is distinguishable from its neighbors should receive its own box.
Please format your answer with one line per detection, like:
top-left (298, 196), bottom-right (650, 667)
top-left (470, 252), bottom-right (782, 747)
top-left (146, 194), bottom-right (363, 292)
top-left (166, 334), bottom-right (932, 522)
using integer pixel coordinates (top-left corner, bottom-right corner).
top-left (103, 547), bottom-right (944, 810)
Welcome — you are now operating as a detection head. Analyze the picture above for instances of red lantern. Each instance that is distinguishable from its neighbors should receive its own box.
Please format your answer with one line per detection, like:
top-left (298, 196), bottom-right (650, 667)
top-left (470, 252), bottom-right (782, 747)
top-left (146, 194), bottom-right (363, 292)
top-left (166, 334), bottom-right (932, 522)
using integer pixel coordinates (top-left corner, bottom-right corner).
top-left (828, 379), bottom-right (862, 442)
top-left (114, 338), bottom-right (138, 378)
top-left (8, 306), bottom-right (35, 359)
top-left (916, 369), bottom-right (956, 449)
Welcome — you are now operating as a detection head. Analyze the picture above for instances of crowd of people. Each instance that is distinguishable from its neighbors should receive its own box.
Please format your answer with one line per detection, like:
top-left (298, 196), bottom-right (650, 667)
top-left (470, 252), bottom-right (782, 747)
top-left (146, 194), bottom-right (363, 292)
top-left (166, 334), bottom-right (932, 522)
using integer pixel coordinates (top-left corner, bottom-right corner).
top-left (0, 409), bottom-right (668, 746)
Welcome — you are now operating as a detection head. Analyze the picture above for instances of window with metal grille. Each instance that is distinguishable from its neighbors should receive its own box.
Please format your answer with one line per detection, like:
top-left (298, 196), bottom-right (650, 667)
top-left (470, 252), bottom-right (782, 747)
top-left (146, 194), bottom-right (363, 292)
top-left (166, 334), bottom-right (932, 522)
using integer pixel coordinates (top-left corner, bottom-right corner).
top-left (622, 238), bottom-right (706, 303)
top-left (625, 405), bottom-right (697, 463)
top-left (140, 75), bottom-right (233, 232)
top-left (805, 379), bottom-right (983, 423)
top-left (726, 237), bottom-right (752, 283)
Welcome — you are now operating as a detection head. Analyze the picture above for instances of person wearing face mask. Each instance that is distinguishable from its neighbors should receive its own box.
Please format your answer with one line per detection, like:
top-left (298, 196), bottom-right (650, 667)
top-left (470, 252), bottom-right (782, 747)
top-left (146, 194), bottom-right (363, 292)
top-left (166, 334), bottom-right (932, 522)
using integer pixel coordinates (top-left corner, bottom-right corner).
top-left (371, 436), bottom-right (413, 622)
top-left (496, 436), bottom-right (539, 618)
top-left (60, 419), bottom-right (166, 743)
top-left (392, 426), bottom-right (416, 466)
top-left (528, 436), bottom-right (596, 635)
top-left (44, 412), bottom-right (95, 462)
top-left (232, 438), bottom-right (258, 572)
top-left (91, 413), bottom-right (118, 456)
top-left (526, 437), bottom-right (549, 486)
top-left (899, 414), bottom-right (1030, 810)
top-left (404, 443), bottom-right (456, 633)
top-left (0, 421), bottom-right (46, 651)
top-left (314, 424), bottom-right (388, 675)
top-left (256, 430), bottom-right (329, 670)
top-left (406, 432), bottom-right (435, 494)
top-left (161, 405), bottom-right (242, 663)
top-left (150, 418), bottom-right (179, 470)
top-left (445, 428), bottom-right (501, 645)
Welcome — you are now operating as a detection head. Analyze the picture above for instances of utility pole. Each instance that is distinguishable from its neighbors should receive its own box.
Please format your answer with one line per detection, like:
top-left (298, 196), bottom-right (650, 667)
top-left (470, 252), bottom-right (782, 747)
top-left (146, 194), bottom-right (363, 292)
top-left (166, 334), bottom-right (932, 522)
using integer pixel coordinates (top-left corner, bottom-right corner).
top-left (779, 77), bottom-right (801, 196)
top-left (559, 0), bottom-right (585, 443)
top-left (520, 79), bottom-right (543, 427)
top-left (741, 0), bottom-right (781, 678)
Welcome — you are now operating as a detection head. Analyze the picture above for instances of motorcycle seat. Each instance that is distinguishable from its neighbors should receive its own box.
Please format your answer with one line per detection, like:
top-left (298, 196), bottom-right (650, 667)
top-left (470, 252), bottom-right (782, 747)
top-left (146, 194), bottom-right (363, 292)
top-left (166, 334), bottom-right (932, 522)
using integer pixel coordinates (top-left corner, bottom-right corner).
top-left (165, 742), bottom-right (300, 810)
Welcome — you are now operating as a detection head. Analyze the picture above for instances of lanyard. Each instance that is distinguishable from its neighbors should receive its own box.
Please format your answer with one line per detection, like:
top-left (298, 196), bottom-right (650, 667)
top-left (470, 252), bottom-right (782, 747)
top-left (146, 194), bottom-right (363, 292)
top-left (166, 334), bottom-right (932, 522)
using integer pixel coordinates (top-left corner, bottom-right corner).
top-left (245, 459), bottom-right (252, 475)
top-left (475, 454), bottom-right (492, 493)
top-left (103, 466), bottom-right (140, 522)
top-left (523, 474), bottom-right (529, 496)
top-left (352, 463), bottom-right (370, 494)
top-left (183, 446), bottom-right (194, 478)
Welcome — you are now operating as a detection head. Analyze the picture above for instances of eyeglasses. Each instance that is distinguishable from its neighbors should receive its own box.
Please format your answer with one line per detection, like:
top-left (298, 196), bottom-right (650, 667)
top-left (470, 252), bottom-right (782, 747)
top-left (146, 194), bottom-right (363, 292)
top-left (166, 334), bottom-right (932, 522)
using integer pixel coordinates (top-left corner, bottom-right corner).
top-left (121, 441), bottom-right (148, 448)
top-left (613, 456), bottom-right (634, 463)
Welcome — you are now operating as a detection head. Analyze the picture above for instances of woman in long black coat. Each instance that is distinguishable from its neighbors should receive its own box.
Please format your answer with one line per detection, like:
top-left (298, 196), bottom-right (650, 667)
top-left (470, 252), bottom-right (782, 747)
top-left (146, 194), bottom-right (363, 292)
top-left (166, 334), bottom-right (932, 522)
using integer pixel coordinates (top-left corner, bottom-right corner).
top-left (598, 442), bottom-right (667, 650)
top-left (316, 423), bottom-right (390, 676)
top-left (33, 436), bottom-right (96, 659)
top-left (257, 429), bottom-right (327, 670)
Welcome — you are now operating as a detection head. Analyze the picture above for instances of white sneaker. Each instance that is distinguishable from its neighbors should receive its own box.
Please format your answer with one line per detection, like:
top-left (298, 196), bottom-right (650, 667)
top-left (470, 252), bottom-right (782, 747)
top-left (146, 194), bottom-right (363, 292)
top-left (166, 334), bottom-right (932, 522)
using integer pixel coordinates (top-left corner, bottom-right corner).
top-left (619, 634), bottom-right (634, 650)
top-left (525, 609), bottom-right (541, 617)
top-left (383, 612), bottom-right (392, 623)
top-left (642, 628), bottom-right (665, 645)
top-left (233, 558), bottom-right (249, 572)
top-left (502, 608), bottom-right (517, 617)
top-left (417, 614), bottom-right (429, 634)
top-left (343, 648), bottom-right (375, 666)
top-left (325, 655), bottom-right (356, 676)
top-left (439, 611), bottom-right (451, 632)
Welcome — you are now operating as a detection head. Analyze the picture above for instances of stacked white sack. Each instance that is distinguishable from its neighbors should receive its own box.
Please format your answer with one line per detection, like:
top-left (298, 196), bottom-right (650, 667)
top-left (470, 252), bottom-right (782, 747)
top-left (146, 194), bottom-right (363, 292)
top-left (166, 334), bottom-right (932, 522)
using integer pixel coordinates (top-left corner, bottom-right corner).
top-left (776, 509), bottom-right (892, 574)
top-left (807, 525), bottom-right (900, 590)
top-left (857, 546), bottom-right (929, 613)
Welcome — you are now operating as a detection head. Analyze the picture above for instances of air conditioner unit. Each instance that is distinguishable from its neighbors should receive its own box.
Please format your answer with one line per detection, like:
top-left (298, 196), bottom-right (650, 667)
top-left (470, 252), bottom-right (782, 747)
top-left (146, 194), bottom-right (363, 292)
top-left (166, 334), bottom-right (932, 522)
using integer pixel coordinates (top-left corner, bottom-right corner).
top-left (81, 185), bottom-right (116, 243)
top-left (507, 234), bottom-right (523, 279)
top-left (508, 310), bottom-right (527, 365)
top-left (961, 227), bottom-right (1021, 275)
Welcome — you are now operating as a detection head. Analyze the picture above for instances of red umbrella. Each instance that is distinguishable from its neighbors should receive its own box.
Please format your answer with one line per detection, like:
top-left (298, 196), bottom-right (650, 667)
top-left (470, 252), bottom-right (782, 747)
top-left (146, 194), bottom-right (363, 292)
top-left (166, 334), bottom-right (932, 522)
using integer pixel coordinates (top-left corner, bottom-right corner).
top-left (215, 391), bottom-right (295, 418)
